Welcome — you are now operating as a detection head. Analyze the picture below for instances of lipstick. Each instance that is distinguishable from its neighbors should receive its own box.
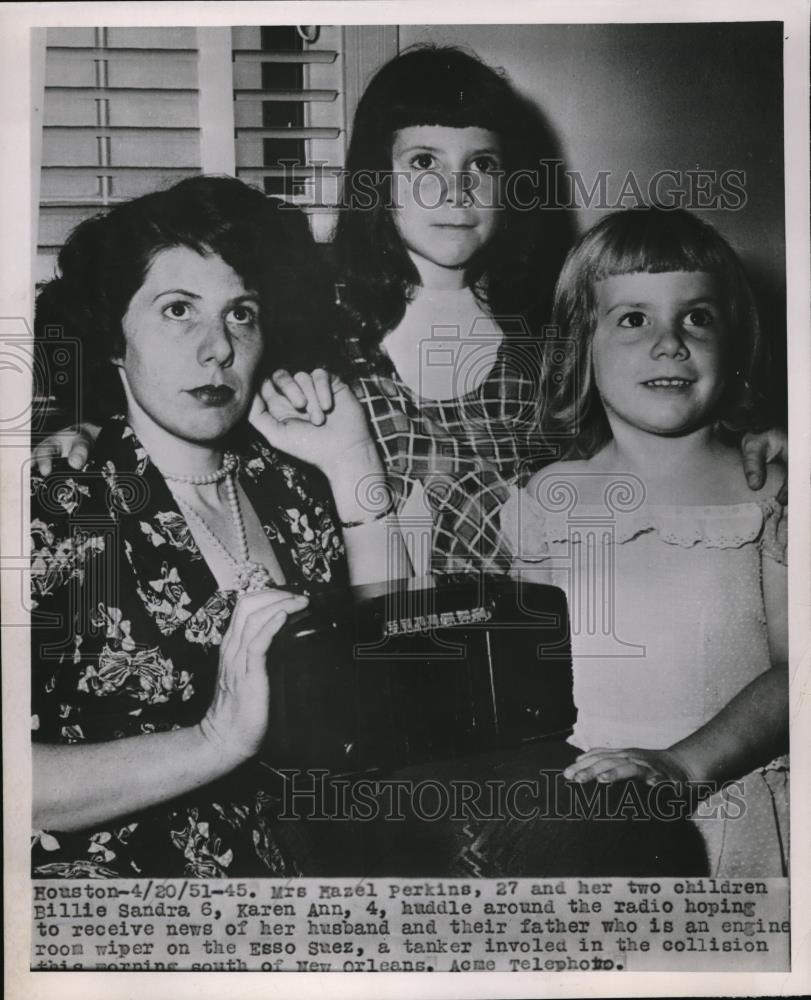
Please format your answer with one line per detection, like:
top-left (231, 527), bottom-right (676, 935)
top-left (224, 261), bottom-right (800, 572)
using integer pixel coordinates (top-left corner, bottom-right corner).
top-left (187, 385), bottom-right (236, 406)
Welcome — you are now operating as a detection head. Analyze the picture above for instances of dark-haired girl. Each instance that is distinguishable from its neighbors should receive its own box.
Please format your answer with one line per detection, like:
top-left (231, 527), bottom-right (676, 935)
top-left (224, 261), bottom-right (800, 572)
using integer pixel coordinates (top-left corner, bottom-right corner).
top-left (326, 45), bottom-right (564, 574)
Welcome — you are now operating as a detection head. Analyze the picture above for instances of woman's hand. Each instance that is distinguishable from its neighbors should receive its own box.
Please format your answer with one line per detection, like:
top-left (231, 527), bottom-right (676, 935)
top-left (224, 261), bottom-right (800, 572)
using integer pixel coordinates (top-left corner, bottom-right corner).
top-left (563, 746), bottom-right (694, 786)
top-left (199, 589), bottom-right (308, 765)
top-left (34, 589), bottom-right (309, 834)
top-left (33, 422), bottom-right (101, 475)
top-left (741, 428), bottom-right (788, 502)
top-left (249, 369), bottom-right (379, 479)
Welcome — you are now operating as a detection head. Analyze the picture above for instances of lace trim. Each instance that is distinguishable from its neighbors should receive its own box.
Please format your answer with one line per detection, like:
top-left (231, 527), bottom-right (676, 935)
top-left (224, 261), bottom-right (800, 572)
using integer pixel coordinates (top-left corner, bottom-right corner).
top-left (509, 494), bottom-right (784, 555)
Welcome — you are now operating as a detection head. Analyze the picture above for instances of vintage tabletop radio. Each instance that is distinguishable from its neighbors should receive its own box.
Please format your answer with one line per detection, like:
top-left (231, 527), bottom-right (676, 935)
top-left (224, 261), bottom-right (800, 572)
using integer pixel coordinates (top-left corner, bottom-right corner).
top-left (262, 575), bottom-right (575, 777)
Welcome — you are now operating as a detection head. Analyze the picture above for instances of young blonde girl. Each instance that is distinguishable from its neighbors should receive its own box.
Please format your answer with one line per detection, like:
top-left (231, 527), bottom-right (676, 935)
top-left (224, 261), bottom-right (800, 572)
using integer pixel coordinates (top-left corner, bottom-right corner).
top-left (502, 207), bottom-right (788, 876)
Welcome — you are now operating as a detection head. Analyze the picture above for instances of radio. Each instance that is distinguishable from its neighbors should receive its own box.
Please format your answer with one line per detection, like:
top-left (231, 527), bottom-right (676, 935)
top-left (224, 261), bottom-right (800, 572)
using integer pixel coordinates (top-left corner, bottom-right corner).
top-left (262, 575), bottom-right (574, 777)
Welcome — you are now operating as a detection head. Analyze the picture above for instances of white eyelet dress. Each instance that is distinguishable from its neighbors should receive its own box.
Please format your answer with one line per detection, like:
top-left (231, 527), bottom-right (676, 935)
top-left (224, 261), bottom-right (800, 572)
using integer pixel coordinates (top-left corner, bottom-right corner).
top-left (501, 485), bottom-right (789, 877)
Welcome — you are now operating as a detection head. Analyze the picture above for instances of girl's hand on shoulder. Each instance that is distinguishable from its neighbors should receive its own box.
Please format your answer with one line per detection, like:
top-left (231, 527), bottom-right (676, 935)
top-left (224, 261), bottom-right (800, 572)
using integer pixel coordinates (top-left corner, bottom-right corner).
top-left (563, 746), bottom-right (694, 786)
top-left (199, 589), bottom-right (308, 766)
top-left (33, 422), bottom-right (101, 476)
top-left (741, 428), bottom-right (788, 502)
top-left (250, 369), bottom-right (379, 477)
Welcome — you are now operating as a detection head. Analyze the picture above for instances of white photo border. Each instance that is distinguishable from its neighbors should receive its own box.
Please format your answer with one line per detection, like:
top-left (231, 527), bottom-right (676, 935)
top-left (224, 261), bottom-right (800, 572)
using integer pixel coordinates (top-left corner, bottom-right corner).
top-left (2, 1), bottom-right (809, 998)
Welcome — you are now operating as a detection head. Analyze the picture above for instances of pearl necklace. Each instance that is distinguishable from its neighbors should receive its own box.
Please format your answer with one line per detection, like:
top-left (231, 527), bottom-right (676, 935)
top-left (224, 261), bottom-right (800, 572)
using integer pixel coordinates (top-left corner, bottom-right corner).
top-left (163, 452), bottom-right (238, 485)
top-left (165, 454), bottom-right (273, 594)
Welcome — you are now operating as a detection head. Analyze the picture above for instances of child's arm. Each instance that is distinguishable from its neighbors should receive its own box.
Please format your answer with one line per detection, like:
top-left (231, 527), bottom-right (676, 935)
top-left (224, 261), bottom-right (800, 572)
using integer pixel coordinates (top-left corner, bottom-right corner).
top-left (564, 663), bottom-right (787, 787)
top-left (250, 372), bottom-right (413, 586)
top-left (669, 538), bottom-right (788, 783)
top-left (565, 529), bottom-right (788, 787)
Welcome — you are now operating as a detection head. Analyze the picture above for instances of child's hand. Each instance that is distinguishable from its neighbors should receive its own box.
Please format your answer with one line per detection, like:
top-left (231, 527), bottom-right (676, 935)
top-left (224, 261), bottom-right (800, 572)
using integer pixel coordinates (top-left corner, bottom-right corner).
top-left (256, 369), bottom-right (334, 426)
top-left (563, 746), bottom-right (694, 786)
top-left (741, 428), bottom-right (787, 502)
top-left (33, 423), bottom-right (101, 475)
top-left (250, 369), bottom-right (378, 477)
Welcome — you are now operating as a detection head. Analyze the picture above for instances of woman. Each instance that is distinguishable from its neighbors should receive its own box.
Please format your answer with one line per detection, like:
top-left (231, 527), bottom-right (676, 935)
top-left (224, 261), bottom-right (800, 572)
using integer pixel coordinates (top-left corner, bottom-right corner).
top-left (31, 176), bottom-right (408, 878)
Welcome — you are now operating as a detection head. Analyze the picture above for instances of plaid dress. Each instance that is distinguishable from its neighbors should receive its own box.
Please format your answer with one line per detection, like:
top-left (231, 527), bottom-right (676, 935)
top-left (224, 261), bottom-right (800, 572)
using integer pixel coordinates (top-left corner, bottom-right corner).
top-left (350, 331), bottom-right (556, 575)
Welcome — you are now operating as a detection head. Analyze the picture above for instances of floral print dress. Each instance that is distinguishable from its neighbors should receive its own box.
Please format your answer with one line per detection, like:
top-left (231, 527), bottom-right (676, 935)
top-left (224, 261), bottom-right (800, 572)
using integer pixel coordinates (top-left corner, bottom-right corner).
top-left (30, 416), bottom-right (346, 878)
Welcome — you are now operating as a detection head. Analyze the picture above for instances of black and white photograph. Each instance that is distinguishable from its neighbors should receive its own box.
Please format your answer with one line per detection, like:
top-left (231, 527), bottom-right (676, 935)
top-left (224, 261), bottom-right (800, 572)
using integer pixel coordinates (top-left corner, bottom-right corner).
top-left (2, 1), bottom-right (809, 997)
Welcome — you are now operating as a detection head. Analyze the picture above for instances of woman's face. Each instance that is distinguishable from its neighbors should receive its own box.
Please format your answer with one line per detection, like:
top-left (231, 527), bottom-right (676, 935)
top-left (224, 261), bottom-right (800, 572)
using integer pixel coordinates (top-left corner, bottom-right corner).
top-left (390, 125), bottom-right (503, 287)
top-left (117, 247), bottom-right (263, 445)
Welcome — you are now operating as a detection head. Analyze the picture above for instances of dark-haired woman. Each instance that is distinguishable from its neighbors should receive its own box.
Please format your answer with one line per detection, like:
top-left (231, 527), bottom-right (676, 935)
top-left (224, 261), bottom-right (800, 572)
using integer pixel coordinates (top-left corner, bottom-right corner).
top-left (31, 176), bottom-right (408, 878)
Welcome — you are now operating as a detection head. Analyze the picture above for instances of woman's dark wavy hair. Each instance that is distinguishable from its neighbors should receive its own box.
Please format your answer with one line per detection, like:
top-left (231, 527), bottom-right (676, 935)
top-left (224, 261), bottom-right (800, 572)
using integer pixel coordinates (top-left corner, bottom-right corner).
top-left (35, 175), bottom-right (340, 423)
top-left (544, 207), bottom-right (770, 459)
top-left (332, 45), bottom-right (557, 367)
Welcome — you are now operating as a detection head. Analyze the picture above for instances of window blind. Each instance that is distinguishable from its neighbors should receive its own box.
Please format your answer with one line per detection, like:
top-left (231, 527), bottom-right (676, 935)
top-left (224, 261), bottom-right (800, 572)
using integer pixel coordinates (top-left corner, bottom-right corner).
top-left (37, 26), bottom-right (202, 285)
top-left (231, 25), bottom-right (345, 242)
top-left (37, 24), bottom-right (391, 278)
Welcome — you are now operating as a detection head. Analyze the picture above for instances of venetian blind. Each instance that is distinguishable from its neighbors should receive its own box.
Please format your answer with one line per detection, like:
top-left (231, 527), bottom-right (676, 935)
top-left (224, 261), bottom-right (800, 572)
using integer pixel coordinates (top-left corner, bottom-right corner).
top-left (36, 25), bottom-right (394, 279)
top-left (231, 25), bottom-right (345, 243)
top-left (37, 26), bottom-right (202, 285)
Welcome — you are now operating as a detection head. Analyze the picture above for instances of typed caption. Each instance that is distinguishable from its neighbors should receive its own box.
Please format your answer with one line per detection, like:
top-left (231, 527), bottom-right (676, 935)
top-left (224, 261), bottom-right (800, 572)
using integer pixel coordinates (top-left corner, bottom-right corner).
top-left (32, 877), bottom-right (789, 973)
